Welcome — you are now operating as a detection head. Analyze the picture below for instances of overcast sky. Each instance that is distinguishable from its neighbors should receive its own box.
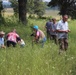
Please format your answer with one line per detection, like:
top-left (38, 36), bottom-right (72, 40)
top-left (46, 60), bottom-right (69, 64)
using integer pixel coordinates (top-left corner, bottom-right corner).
top-left (43, 0), bottom-right (51, 2)
top-left (1, 0), bottom-right (51, 2)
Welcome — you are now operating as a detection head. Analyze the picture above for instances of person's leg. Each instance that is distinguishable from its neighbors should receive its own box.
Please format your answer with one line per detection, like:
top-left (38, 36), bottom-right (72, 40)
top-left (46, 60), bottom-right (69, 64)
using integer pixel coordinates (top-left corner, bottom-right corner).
top-left (59, 38), bottom-right (65, 50)
top-left (7, 41), bottom-right (11, 47)
top-left (41, 37), bottom-right (46, 47)
top-left (58, 39), bottom-right (64, 54)
top-left (52, 35), bottom-right (56, 43)
top-left (46, 30), bottom-right (49, 39)
top-left (64, 38), bottom-right (68, 51)
top-left (50, 35), bottom-right (55, 44)
top-left (50, 35), bottom-right (53, 40)
top-left (1, 44), bottom-right (6, 48)
top-left (12, 41), bottom-right (16, 47)
top-left (54, 35), bottom-right (58, 45)
top-left (47, 30), bottom-right (51, 40)
top-left (52, 35), bottom-right (54, 40)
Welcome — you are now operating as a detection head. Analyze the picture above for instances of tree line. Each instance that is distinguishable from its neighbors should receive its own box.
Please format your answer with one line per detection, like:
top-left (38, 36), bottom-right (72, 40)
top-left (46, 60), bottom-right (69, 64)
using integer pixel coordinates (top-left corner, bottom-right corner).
top-left (0, 0), bottom-right (76, 25)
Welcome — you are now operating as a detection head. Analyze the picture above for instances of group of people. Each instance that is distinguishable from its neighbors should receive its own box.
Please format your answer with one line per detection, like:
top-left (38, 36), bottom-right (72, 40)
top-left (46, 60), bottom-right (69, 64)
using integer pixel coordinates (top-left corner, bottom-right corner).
top-left (0, 29), bottom-right (25, 48)
top-left (45, 15), bottom-right (70, 54)
top-left (0, 14), bottom-right (70, 54)
top-left (46, 18), bottom-right (58, 44)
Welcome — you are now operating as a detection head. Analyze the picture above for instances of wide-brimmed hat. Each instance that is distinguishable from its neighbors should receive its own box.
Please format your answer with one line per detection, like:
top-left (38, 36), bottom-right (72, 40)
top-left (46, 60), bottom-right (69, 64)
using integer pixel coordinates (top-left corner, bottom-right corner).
top-left (0, 31), bottom-right (5, 35)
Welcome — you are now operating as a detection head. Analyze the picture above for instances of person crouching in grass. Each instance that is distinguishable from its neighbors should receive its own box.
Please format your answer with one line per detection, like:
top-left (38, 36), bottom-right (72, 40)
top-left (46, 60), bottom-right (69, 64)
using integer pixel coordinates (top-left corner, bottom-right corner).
top-left (0, 31), bottom-right (6, 48)
top-left (6, 29), bottom-right (20, 47)
top-left (32, 25), bottom-right (46, 47)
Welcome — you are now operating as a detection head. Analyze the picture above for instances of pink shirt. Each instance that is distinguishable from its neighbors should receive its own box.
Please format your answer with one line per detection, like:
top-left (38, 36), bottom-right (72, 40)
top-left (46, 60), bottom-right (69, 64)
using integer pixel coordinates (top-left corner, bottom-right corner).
top-left (36, 29), bottom-right (45, 39)
top-left (36, 31), bottom-right (40, 36)
top-left (7, 32), bottom-right (19, 43)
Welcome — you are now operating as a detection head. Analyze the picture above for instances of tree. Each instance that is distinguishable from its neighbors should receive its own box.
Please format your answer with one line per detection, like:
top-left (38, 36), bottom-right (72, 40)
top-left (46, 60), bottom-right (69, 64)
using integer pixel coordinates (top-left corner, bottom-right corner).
top-left (48, 0), bottom-right (76, 19)
top-left (0, 1), bottom-right (3, 17)
top-left (11, 0), bottom-right (46, 19)
top-left (0, 1), bottom-right (5, 23)
top-left (33, 0), bottom-right (46, 18)
top-left (10, 0), bottom-right (27, 24)
top-left (18, 0), bottom-right (27, 24)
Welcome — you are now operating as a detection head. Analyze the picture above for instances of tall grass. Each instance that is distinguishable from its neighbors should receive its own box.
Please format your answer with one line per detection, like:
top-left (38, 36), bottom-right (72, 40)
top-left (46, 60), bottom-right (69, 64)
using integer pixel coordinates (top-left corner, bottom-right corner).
top-left (0, 17), bottom-right (76, 75)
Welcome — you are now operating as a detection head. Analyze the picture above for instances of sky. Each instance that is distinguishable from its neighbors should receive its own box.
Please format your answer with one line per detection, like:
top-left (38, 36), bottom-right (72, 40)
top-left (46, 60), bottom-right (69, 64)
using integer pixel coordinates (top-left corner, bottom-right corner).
top-left (43, 0), bottom-right (51, 2)
top-left (2, 0), bottom-right (11, 8)
top-left (1, 0), bottom-right (51, 8)
top-left (1, 0), bottom-right (51, 2)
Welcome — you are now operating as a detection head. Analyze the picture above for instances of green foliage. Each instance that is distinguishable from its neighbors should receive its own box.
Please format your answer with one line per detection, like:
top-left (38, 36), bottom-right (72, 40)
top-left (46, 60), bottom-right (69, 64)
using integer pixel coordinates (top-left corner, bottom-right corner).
top-left (27, 0), bottom-right (46, 17)
top-left (0, 17), bottom-right (76, 75)
top-left (0, 1), bottom-right (3, 13)
top-left (27, 0), bottom-right (34, 14)
top-left (48, 0), bottom-right (76, 19)
top-left (33, 0), bottom-right (46, 17)
top-left (10, 0), bottom-right (46, 17)
top-left (10, 0), bottom-right (18, 16)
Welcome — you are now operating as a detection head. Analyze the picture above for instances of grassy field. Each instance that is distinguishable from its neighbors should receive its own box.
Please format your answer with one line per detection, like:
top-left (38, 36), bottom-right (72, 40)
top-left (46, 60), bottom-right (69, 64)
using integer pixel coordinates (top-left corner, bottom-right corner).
top-left (0, 17), bottom-right (76, 75)
top-left (44, 9), bottom-right (61, 20)
top-left (2, 8), bottom-right (61, 20)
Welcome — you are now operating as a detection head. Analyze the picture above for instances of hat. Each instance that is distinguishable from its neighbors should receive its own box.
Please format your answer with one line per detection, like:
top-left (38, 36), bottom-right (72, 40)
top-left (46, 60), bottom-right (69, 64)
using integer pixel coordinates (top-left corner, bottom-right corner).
top-left (33, 25), bottom-right (38, 30)
top-left (0, 31), bottom-right (5, 35)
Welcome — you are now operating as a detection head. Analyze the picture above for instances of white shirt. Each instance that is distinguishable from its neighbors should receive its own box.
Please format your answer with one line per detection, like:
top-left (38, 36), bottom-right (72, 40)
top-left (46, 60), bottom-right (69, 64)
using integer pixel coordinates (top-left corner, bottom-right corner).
top-left (20, 39), bottom-right (25, 45)
top-left (57, 20), bottom-right (68, 31)
top-left (56, 20), bottom-right (69, 39)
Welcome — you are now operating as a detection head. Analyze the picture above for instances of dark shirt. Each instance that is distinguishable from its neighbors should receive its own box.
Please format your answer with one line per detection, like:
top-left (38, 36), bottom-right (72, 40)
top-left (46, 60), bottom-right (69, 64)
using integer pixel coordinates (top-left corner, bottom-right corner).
top-left (46, 21), bottom-right (52, 30)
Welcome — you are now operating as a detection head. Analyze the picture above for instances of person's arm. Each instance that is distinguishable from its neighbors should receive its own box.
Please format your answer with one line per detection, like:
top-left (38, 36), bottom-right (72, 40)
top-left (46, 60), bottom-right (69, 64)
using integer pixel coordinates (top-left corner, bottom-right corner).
top-left (45, 23), bottom-right (48, 31)
top-left (1, 38), bottom-right (6, 48)
top-left (6, 33), bottom-right (9, 39)
top-left (66, 23), bottom-right (71, 32)
top-left (33, 31), bottom-right (39, 43)
top-left (56, 29), bottom-right (67, 33)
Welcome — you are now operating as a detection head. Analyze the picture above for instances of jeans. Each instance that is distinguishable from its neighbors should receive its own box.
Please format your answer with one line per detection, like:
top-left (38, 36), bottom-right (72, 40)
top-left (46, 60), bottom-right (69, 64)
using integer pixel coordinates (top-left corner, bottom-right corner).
top-left (40, 37), bottom-right (46, 47)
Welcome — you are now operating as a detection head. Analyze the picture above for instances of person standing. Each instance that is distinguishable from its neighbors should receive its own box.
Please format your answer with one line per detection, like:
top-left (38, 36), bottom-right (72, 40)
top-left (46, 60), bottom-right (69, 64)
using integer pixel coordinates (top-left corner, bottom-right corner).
top-left (45, 19), bottom-right (53, 40)
top-left (50, 18), bottom-right (58, 44)
top-left (56, 15), bottom-right (70, 54)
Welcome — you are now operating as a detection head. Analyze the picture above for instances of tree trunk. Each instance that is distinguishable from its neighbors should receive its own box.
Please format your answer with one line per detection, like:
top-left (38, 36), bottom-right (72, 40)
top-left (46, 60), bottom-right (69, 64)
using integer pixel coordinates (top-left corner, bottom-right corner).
top-left (18, 0), bottom-right (27, 25)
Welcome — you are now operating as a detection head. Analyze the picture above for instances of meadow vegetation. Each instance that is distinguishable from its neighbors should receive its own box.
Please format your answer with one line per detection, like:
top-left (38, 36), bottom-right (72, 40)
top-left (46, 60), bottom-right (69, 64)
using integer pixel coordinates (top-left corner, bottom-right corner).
top-left (0, 16), bottom-right (76, 75)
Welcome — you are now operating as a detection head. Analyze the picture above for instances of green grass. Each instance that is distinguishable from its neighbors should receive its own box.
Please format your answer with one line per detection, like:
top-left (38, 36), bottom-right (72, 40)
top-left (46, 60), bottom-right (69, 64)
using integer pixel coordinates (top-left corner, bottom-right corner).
top-left (0, 17), bottom-right (76, 75)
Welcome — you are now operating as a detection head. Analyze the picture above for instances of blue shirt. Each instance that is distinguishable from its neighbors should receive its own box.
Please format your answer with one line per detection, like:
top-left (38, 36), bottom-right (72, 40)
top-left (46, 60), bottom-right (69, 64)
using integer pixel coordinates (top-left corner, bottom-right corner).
top-left (46, 21), bottom-right (52, 30)
top-left (50, 23), bottom-right (57, 35)
top-left (0, 37), bottom-right (4, 46)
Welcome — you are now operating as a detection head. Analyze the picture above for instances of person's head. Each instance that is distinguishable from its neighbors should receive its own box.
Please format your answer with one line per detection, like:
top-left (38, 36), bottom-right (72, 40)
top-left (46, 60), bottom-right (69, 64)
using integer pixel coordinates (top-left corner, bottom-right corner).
top-left (52, 18), bottom-right (56, 24)
top-left (49, 18), bottom-right (53, 22)
top-left (62, 15), bottom-right (68, 22)
top-left (0, 31), bottom-right (5, 37)
top-left (33, 25), bottom-right (38, 31)
top-left (16, 37), bottom-right (21, 42)
top-left (12, 29), bottom-right (16, 33)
